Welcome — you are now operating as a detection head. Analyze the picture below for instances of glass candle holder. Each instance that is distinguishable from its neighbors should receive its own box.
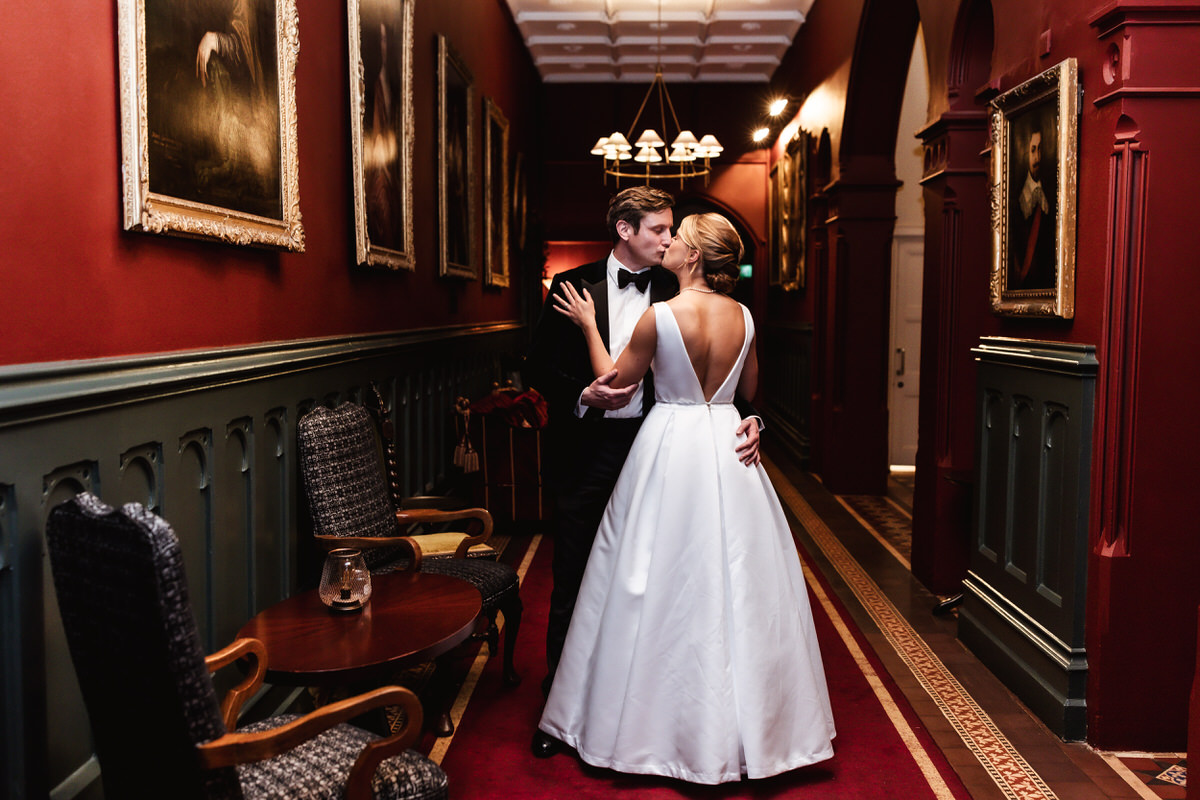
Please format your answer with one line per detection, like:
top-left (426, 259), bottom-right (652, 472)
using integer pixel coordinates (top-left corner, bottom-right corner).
top-left (319, 548), bottom-right (372, 612)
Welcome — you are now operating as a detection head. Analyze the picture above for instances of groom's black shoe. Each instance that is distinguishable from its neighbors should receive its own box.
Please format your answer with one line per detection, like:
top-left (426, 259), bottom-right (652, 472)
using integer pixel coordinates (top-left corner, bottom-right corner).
top-left (531, 730), bottom-right (561, 758)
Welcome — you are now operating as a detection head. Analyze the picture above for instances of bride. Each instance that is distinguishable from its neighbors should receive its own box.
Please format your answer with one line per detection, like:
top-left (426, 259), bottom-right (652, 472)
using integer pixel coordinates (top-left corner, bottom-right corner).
top-left (538, 212), bottom-right (836, 784)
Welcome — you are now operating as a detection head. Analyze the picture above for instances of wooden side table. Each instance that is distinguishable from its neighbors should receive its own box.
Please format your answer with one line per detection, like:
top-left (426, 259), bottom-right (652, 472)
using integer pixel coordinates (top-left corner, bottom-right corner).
top-left (238, 571), bottom-right (481, 687)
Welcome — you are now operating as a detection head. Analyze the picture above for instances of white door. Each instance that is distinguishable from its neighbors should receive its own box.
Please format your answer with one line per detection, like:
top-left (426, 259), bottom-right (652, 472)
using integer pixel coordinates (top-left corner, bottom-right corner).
top-left (888, 229), bottom-right (923, 467)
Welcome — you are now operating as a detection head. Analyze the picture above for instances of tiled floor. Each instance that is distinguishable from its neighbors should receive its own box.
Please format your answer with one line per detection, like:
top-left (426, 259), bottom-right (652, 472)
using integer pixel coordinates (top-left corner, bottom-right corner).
top-left (765, 445), bottom-right (1182, 800)
top-left (1108, 754), bottom-right (1188, 799)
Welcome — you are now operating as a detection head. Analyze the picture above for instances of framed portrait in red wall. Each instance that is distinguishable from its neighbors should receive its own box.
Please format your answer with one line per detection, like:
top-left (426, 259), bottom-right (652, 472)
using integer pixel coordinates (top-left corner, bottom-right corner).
top-left (988, 58), bottom-right (1078, 318)
top-left (437, 34), bottom-right (477, 280)
top-left (349, 0), bottom-right (415, 271)
top-left (118, 0), bottom-right (305, 251)
top-left (483, 97), bottom-right (510, 288)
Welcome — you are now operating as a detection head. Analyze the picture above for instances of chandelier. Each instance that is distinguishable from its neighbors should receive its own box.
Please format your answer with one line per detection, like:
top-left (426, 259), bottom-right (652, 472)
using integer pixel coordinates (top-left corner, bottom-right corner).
top-left (588, 2), bottom-right (722, 187)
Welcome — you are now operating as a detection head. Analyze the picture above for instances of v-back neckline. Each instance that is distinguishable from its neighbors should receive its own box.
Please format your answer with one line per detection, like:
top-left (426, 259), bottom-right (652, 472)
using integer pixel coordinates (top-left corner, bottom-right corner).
top-left (660, 303), bottom-right (748, 404)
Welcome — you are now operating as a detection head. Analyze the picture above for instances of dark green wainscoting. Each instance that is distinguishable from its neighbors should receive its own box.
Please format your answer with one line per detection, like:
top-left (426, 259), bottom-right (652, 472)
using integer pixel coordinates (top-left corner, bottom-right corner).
top-left (761, 321), bottom-right (812, 465)
top-left (959, 337), bottom-right (1097, 741)
top-left (0, 323), bottom-right (524, 798)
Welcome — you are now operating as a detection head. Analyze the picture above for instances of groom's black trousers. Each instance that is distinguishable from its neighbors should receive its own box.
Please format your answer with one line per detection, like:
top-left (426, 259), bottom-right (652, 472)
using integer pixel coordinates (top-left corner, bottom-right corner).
top-left (545, 417), bottom-right (644, 680)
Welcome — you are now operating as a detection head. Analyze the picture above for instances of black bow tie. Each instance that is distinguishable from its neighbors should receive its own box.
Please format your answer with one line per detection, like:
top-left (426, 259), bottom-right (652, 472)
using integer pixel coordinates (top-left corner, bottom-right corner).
top-left (617, 269), bottom-right (652, 293)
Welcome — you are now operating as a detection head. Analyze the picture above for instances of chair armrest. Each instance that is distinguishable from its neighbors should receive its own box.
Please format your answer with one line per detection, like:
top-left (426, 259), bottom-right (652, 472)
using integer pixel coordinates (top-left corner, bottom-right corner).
top-left (314, 534), bottom-right (423, 571)
top-left (400, 495), bottom-right (468, 511)
top-left (206, 638), bottom-right (267, 730)
top-left (197, 685), bottom-right (423, 800)
top-left (395, 507), bottom-right (493, 558)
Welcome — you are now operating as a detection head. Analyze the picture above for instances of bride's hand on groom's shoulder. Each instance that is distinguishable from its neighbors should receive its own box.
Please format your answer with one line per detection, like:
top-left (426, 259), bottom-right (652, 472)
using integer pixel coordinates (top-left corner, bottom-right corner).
top-left (553, 282), bottom-right (596, 330)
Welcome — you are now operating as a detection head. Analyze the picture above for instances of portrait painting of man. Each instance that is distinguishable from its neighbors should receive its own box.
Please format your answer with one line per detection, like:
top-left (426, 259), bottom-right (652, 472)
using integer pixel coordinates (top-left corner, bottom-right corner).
top-left (988, 58), bottom-right (1077, 318)
top-left (1006, 100), bottom-right (1058, 293)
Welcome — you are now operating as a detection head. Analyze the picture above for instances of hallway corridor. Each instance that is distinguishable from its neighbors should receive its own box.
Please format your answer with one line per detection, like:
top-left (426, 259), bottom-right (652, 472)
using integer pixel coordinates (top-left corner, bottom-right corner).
top-left (427, 443), bottom-right (1185, 799)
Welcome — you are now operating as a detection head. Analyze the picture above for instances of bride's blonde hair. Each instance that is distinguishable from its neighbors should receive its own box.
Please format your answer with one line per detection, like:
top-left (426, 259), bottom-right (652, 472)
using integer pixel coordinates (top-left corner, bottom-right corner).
top-left (676, 213), bottom-right (744, 294)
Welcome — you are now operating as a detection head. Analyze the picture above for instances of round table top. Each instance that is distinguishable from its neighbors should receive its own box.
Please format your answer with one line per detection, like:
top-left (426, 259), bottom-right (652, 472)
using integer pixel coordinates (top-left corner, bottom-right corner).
top-left (237, 571), bottom-right (482, 685)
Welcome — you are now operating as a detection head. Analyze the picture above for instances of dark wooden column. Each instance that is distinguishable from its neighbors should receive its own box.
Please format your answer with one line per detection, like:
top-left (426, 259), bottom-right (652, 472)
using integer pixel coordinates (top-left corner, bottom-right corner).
top-left (812, 172), bottom-right (898, 495)
top-left (911, 111), bottom-right (993, 593)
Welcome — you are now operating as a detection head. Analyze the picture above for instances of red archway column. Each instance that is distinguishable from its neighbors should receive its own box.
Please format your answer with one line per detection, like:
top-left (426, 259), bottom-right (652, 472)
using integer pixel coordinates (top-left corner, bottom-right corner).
top-left (813, 175), bottom-right (898, 495)
top-left (910, 111), bottom-right (992, 594)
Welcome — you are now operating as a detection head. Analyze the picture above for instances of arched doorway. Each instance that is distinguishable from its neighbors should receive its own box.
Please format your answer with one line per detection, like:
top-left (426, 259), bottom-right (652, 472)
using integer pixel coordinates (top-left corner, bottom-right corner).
top-left (810, 0), bottom-right (921, 494)
top-left (910, 0), bottom-right (996, 594)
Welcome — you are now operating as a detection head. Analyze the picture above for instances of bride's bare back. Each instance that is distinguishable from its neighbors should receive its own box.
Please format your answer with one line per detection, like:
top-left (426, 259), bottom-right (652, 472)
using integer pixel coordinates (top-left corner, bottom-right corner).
top-left (666, 293), bottom-right (757, 402)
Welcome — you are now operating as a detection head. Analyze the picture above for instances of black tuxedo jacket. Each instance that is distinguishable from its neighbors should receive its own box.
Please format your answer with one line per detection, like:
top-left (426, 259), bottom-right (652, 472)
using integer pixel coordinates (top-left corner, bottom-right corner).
top-left (525, 259), bottom-right (676, 421)
top-left (524, 258), bottom-right (757, 485)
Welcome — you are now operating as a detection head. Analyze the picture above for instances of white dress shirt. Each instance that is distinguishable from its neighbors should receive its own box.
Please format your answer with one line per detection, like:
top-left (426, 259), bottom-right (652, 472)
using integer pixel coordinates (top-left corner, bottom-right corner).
top-left (575, 252), bottom-right (651, 418)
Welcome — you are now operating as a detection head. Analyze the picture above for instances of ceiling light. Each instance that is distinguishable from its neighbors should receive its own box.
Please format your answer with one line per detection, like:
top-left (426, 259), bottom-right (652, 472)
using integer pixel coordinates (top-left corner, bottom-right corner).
top-left (768, 98), bottom-right (789, 116)
top-left (752, 127), bottom-right (770, 143)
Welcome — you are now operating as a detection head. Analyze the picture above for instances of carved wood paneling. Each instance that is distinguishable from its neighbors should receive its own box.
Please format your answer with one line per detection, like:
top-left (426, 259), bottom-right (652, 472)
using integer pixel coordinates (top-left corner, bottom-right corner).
top-left (0, 325), bottom-right (522, 796)
top-left (1096, 129), bottom-right (1147, 558)
top-left (962, 338), bottom-right (1097, 740)
top-left (762, 323), bottom-right (813, 461)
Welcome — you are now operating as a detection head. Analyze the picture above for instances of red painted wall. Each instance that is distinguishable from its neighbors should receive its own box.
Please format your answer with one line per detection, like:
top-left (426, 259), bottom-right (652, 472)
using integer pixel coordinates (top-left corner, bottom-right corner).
top-left (0, 0), bottom-right (540, 366)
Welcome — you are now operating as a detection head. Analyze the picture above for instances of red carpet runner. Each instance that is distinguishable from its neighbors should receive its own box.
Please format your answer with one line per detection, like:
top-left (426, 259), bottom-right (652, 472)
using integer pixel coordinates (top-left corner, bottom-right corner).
top-left (434, 534), bottom-right (971, 799)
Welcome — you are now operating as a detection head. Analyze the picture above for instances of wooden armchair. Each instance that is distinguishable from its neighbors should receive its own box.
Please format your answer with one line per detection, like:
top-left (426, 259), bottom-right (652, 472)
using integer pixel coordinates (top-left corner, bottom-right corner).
top-left (45, 493), bottom-right (447, 800)
top-left (297, 400), bottom-right (522, 697)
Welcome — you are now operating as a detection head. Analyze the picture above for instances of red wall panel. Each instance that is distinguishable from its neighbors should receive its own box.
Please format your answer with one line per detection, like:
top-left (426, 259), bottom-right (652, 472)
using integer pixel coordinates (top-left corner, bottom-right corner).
top-left (0, 0), bottom-right (540, 366)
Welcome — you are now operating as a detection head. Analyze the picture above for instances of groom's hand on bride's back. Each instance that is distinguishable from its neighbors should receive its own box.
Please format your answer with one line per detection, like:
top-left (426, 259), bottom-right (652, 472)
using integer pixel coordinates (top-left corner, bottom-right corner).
top-left (582, 369), bottom-right (637, 410)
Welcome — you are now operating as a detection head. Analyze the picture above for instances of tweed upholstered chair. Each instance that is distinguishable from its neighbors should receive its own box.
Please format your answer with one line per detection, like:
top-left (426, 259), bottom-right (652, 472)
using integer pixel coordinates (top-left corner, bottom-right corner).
top-left (297, 402), bottom-right (523, 695)
top-left (45, 493), bottom-right (447, 800)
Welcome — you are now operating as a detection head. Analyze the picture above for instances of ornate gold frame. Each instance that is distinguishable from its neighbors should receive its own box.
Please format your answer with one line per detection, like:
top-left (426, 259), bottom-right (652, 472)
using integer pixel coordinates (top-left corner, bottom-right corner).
top-left (512, 151), bottom-right (527, 252)
top-left (348, 0), bottom-right (415, 270)
top-left (117, 0), bottom-right (304, 251)
top-left (785, 129), bottom-right (807, 291)
top-left (989, 58), bottom-right (1078, 318)
top-left (769, 155), bottom-right (792, 288)
top-left (484, 98), bottom-right (510, 288)
top-left (437, 34), bottom-right (476, 279)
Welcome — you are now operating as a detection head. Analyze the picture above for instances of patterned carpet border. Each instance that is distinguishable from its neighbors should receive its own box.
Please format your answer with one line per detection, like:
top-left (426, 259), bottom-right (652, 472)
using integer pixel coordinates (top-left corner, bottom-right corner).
top-left (764, 457), bottom-right (1059, 800)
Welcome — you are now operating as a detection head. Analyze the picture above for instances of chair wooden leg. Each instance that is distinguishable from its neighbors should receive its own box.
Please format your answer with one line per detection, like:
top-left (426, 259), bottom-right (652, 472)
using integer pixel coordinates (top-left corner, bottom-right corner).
top-left (501, 594), bottom-right (522, 687)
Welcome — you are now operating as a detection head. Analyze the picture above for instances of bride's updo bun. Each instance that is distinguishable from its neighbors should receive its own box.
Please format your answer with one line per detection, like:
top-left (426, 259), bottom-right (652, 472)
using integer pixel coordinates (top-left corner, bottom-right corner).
top-left (677, 213), bottom-right (744, 295)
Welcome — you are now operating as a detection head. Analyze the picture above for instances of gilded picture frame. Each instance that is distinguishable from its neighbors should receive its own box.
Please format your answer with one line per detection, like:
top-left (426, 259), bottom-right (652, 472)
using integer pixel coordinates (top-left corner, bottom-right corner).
top-left (784, 129), bottom-right (808, 291)
top-left (437, 34), bottom-right (476, 279)
top-left (483, 97), bottom-right (510, 288)
top-left (989, 58), bottom-right (1078, 318)
top-left (769, 155), bottom-right (792, 287)
top-left (512, 151), bottom-right (527, 252)
top-left (348, 0), bottom-right (415, 270)
top-left (117, 0), bottom-right (304, 251)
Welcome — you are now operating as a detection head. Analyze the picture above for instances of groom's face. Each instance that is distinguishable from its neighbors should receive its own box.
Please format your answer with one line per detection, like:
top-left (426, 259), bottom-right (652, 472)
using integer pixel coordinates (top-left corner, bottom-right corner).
top-left (621, 209), bottom-right (674, 269)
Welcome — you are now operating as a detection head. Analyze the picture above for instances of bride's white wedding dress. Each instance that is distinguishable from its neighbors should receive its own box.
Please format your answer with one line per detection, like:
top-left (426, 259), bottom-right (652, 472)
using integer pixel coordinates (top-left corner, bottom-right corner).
top-left (538, 302), bottom-right (836, 784)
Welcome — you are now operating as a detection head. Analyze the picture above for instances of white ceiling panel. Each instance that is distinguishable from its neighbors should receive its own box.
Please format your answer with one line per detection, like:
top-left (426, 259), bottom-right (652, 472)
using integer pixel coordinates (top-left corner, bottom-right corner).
top-left (507, 0), bottom-right (814, 83)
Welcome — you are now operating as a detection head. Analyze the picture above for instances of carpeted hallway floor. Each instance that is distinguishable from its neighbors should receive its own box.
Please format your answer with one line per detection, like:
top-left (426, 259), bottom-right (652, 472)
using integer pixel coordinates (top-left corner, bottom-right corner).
top-left (412, 444), bottom-right (1183, 799)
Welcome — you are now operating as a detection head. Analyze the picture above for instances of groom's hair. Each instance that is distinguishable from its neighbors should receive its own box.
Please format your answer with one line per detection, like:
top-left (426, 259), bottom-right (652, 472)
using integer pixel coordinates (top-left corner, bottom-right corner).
top-left (606, 186), bottom-right (674, 244)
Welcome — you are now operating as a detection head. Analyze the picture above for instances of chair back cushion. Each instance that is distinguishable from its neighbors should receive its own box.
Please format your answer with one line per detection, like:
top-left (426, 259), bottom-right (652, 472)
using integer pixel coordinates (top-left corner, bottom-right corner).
top-left (298, 403), bottom-right (401, 569)
top-left (46, 493), bottom-right (241, 799)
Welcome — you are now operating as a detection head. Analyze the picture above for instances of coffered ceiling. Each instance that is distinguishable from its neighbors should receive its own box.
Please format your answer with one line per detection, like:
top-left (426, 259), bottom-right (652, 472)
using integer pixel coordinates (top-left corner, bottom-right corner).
top-left (505, 0), bottom-right (815, 83)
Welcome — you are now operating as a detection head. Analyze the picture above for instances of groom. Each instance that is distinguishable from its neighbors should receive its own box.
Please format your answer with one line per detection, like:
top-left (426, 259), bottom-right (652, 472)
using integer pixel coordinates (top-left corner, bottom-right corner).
top-left (523, 186), bottom-right (761, 758)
